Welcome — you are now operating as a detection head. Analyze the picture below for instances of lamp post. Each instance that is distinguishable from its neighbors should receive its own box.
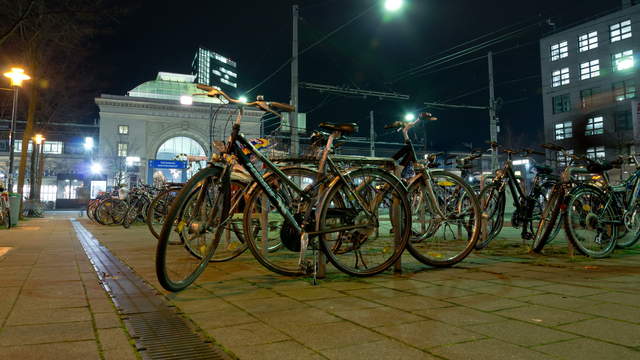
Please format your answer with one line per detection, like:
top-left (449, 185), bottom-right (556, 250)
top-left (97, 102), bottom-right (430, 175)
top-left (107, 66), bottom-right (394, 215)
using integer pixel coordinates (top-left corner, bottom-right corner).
top-left (3, 68), bottom-right (31, 193)
top-left (29, 133), bottom-right (44, 201)
top-left (34, 134), bottom-right (44, 202)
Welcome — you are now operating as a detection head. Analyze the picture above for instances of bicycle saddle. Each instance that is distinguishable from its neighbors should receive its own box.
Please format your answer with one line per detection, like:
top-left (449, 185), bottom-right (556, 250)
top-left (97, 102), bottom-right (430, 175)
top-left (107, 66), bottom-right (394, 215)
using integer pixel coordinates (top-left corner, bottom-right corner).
top-left (319, 122), bottom-right (358, 134)
top-left (533, 165), bottom-right (553, 175)
top-left (586, 162), bottom-right (613, 173)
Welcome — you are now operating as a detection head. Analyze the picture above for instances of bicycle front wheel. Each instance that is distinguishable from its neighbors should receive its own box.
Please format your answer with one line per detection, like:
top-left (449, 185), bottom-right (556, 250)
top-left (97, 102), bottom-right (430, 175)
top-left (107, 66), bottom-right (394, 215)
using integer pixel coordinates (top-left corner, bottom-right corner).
top-left (617, 202), bottom-right (640, 248)
top-left (317, 168), bottom-right (410, 276)
top-left (564, 186), bottom-right (617, 258)
top-left (147, 187), bottom-right (181, 239)
top-left (407, 171), bottom-right (480, 267)
top-left (156, 166), bottom-right (230, 292)
top-left (475, 183), bottom-right (505, 249)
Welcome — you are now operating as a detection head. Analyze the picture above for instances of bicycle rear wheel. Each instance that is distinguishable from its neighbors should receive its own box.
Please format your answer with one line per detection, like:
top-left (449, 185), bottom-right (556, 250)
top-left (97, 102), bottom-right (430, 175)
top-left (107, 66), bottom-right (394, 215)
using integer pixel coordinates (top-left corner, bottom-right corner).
top-left (317, 168), bottom-right (410, 276)
top-left (147, 187), bottom-right (181, 239)
top-left (156, 166), bottom-right (229, 292)
top-left (407, 171), bottom-right (480, 267)
top-left (532, 185), bottom-right (563, 252)
top-left (475, 183), bottom-right (505, 249)
top-left (243, 167), bottom-right (316, 276)
top-left (564, 186), bottom-right (617, 258)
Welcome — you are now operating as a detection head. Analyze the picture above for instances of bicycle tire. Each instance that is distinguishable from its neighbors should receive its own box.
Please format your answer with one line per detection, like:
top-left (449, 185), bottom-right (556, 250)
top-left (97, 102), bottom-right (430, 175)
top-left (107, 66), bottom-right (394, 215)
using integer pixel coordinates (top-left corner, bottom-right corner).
top-left (147, 187), bottom-right (181, 239)
top-left (156, 165), bottom-right (229, 292)
top-left (243, 167), bottom-right (317, 276)
top-left (617, 202), bottom-right (640, 248)
top-left (317, 167), bottom-right (411, 276)
top-left (564, 185), bottom-right (617, 258)
top-left (406, 171), bottom-right (481, 267)
top-left (475, 183), bottom-right (505, 249)
top-left (95, 199), bottom-right (120, 225)
top-left (122, 199), bottom-right (140, 228)
top-left (532, 185), bottom-right (563, 252)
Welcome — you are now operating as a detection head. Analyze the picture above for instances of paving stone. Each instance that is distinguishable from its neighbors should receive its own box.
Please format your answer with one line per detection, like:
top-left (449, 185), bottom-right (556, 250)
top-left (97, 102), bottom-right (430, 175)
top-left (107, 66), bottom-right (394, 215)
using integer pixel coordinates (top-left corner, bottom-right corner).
top-left (576, 303), bottom-right (640, 324)
top-left (93, 311), bottom-right (122, 329)
top-left (232, 341), bottom-right (322, 360)
top-left (449, 293), bottom-right (526, 311)
top-left (277, 287), bottom-right (345, 301)
top-left (254, 307), bottom-right (340, 332)
top-left (333, 306), bottom-right (422, 327)
top-left (586, 292), bottom-right (640, 308)
top-left (345, 287), bottom-right (407, 299)
top-left (467, 319), bottom-right (577, 346)
top-left (287, 321), bottom-right (385, 351)
top-left (0, 287), bottom-right (20, 320)
top-left (407, 285), bottom-right (478, 299)
top-left (306, 296), bottom-right (383, 312)
top-left (0, 340), bottom-right (100, 360)
top-left (374, 279), bottom-right (434, 291)
top-left (207, 322), bottom-right (290, 347)
top-left (494, 303), bottom-right (593, 326)
top-left (534, 338), bottom-right (640, 360)
top-left (189, 308), bottom-right (258, 330)
top-left (97, 327), bottom-right (133, 351)
top-left (321, 339), bottom-right (436, 360)
top-left (6, 306), bottom-right (92, 326)
top-left (534, 283), bottom-right (608, 297)
top-left (414, 306), bottom-right (505, 326)
top-left (319, 280), bottom-right (378, 291)
top-left (520, 293), bottom-right (602, 310)
top-left (558, 318), bottom-right (640, 347)
top-left (171, 297), bottom-right (235, 313)
top-left (0, 321), bottom-right (95, 346)
top-left (372, 294), bottom-right (451, 311)
top-left (234, 296), bottom-right (308, 314)
top-left (472, 284), bottom-right (545, 298)
top-left (376, 320), bottom-right (484, 349)
top-left (431, 278), bottom-right (492, 289)
top-left (430, 338), bottom-right (555, 360)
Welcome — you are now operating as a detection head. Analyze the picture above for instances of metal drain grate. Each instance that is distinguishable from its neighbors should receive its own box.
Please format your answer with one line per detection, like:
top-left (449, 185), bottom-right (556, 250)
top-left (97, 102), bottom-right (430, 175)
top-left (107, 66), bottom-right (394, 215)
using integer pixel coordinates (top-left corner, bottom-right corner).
top-left (71, 219), bottom-right (231, 360)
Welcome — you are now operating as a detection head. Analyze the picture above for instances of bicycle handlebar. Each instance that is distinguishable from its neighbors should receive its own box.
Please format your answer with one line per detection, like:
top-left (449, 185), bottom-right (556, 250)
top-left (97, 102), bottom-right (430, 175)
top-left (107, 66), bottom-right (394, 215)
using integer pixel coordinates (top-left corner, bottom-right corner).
top-left (194, 84), bottom-right (295, 114)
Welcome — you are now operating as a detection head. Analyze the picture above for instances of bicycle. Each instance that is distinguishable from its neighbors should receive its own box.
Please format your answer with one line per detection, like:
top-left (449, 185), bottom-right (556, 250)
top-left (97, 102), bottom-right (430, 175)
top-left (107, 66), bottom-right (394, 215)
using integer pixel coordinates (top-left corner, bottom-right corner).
top-left (156, 86), bottom-right (411, 291)
top-left (533, 144), bottom-right (628, 257)
top-left (0, 187), bottom-right (10, 229)
top-left (477, 144), bottom-right (557, 249)
top-left (384, 117), bottom-right (481, 266)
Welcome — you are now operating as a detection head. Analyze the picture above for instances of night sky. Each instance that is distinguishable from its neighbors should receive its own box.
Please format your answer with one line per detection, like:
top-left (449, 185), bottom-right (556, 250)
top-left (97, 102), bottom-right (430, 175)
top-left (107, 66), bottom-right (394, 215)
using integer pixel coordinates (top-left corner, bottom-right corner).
top-left (86, 0), bottom-right (620, 151)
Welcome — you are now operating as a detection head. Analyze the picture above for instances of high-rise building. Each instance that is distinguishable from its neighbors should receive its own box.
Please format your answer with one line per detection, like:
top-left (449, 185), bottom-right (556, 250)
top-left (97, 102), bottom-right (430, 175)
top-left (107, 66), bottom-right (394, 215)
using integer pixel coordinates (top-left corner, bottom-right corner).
top-left (540, 2), bottom-right (640, 166)
top-left (191, 46), bottom-right (238, 93)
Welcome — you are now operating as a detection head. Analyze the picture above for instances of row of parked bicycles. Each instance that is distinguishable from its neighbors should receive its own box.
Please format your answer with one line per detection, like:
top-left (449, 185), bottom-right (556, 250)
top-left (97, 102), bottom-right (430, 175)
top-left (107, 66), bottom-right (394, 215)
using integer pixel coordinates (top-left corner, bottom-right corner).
top-left (86, 85), bottom-right (640, 292)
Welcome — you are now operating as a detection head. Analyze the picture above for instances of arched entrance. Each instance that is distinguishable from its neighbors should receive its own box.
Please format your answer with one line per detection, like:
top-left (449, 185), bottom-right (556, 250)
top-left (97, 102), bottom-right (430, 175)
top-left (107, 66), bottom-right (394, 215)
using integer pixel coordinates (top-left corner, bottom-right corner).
top-left (155, 136), bottom-right (206, 182)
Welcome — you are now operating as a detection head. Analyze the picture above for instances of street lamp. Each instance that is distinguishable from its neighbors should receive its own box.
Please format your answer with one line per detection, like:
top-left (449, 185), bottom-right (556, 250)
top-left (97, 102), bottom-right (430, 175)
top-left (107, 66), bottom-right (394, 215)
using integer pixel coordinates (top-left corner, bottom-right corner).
top-left (91, 162), bottom-right (103, 175)
top-left (384, 0), bottom-right (404, 12)
top-left (180, 95), bottom-right (193, 105)
top-left (238, 96), bottom-right (248, 103)
top-left (83, 137), bottom-right (94, 151)
top-left (3, 67), bottom-right (31, 193)
top-left (404, 113), bottom-right (416, 122)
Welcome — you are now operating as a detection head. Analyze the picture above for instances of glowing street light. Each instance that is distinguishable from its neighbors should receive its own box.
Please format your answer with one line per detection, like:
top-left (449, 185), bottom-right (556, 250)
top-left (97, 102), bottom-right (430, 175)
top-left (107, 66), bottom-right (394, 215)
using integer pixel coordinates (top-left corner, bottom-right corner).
top-left (91, 162), bottom-right (103, 175)
top-left (238, 96), bottom-right (248, 103)
top-left (384, 0), bottom-right (404, 12)
top-left (84, 137), bottom-right (94, 151)
top-left (3, 68), bottom-right (31, 87)
top-left (404, 113), bottom-right (416, 122)
top-left (180, 95), bottom-right (193, 105)
top-left (34, 134), bottom-right (44, 145)
top-left (4, 67), bottom-right (31, 195)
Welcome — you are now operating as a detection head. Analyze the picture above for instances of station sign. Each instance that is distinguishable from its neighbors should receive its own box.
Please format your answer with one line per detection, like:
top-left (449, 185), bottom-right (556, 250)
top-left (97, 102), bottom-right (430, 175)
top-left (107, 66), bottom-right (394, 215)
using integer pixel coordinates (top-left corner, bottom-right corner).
top-left (148, 159), bottom-right (188, 169)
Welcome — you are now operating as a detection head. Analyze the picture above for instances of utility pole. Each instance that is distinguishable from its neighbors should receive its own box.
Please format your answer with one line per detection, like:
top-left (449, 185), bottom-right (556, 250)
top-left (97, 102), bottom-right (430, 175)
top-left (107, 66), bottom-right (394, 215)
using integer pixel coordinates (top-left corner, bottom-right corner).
top-left (290, 4), bottom-right (300, 156)
top-left (488, 51), bottom-right (498, 170)
top-left (369, 111), bottom-right (375, 157)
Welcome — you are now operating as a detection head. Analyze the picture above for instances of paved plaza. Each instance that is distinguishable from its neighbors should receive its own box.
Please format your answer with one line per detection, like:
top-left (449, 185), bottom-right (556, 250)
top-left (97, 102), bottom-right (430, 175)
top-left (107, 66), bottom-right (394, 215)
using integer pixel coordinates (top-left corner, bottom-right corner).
top-left (1, 213), bottom-right (639, 359)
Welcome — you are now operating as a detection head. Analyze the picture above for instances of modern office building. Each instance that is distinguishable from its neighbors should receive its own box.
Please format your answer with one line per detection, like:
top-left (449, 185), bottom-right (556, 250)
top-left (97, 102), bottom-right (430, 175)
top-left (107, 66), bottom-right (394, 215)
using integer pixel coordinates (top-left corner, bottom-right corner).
top-left (540, 1), bottom-right (640, 166)
top-left (96, 72), bottom-right (261, 188)
top-left (192, 46), bottom-right (238, 93)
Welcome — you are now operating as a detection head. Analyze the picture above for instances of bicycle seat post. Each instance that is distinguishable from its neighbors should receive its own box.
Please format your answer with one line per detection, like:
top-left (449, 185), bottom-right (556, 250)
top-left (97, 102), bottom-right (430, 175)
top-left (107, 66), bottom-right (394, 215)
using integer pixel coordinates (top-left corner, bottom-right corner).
top-left (318, 131), bottom-right (340, 175)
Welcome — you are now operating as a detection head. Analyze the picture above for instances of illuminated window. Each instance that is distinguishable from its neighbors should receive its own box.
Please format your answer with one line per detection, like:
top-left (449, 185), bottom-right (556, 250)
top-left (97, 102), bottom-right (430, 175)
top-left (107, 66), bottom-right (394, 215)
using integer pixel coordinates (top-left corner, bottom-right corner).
top-left (615, 110), bottom-right (632, 131)
top-left (585, 116), bottom-right (604, 136)
top-left (580, 88), bottom-right (599, 109)
top-left (552, 68), bottom-right (570, 87)
top-left (612, 50), bottom-right (634, 71)
top-left (613, 80), bottom-right (636, 101)
top-left (43, 141), bottom-right (63, 154)
top-left (578, 31), bottom-right (598, 52)
top-left (557, 149), bottom-right (574, 167)
top-left (555, 121), bottom-right (573, 140)
top-left (552, 94), bottom-right (571, 114)
top-left (550, 41), bottom-right (568, 61)
top-left (580, 60), bottom-right (600, 80)
top-left (118, 125), bottom-right (129, 135)
top-left (13, 140), bottom-right (32, 152)
top-left (40, 185), bottom-right (57, 202)
top-left (117, 143), bottom-right (128, 157)
top-left (610, 20), bottom-right (632, 43)
top-left (586, 146), bottom-right (605, 160)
